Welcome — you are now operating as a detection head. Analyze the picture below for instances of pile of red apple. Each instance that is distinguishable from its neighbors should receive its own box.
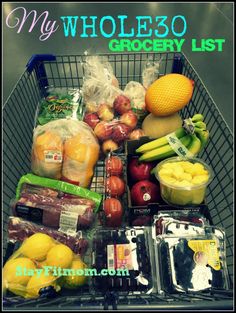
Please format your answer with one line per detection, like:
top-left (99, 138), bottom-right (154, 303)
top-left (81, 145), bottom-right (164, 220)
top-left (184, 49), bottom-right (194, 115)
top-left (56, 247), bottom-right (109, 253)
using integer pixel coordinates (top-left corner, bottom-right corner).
top-left (128, 157), bottom-right (161, 207)
top-left (103, 155), bottom-right (125, 227)
top-left (84, 95), bottom-right (145, 154)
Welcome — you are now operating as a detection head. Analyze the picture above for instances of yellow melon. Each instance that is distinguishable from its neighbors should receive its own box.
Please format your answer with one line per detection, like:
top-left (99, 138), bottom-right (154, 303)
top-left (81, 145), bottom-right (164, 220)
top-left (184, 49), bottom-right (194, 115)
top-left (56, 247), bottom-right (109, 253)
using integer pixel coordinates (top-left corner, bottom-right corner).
top-left (145, 74), bottom-right (194, 116)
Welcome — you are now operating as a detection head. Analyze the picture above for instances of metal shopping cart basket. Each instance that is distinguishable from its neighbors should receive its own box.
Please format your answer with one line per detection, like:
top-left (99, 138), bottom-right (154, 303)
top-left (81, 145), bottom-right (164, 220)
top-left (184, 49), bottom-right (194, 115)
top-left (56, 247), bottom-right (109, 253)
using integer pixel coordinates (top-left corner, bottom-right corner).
top-left (3, 52), bottom-right (233, 310)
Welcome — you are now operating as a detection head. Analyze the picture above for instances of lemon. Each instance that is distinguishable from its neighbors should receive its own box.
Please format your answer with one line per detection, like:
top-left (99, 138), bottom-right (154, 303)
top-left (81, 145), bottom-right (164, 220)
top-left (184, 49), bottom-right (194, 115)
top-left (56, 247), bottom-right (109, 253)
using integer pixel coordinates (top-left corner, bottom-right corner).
top-left (62, 259), bottom-right (88, 289)
top-left (145, 74), bottom-right (194, 116)
top-left (46, 244), bottom-right (73, 268)
top-left (26, 273), bottom-right (60, 299)
top-left (36, 259), bottom-right (48, 269)
top-left (3, 257), bottom-right (36, 286)
top-left (20, 233), bottom-right (55, 261)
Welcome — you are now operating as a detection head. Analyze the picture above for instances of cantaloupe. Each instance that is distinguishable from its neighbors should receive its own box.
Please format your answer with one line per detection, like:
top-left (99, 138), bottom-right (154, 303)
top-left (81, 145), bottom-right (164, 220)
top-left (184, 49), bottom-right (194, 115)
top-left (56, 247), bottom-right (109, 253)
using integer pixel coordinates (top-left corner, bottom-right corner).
top-left (142, 113), bottom-right (182, 139)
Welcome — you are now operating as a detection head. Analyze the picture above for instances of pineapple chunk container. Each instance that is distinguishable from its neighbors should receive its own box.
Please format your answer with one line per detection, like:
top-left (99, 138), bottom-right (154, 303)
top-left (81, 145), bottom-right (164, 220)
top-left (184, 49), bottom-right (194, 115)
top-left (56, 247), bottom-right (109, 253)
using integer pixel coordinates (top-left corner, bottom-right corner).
top-left (154, 157), bottom-right (213, 206)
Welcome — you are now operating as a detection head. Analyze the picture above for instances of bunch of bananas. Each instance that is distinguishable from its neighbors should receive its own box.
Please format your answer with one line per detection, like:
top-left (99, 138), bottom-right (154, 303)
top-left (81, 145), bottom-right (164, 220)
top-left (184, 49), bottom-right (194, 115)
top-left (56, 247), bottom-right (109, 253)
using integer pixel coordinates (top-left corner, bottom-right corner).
top-left (136, 114), bottom-right (209, 162)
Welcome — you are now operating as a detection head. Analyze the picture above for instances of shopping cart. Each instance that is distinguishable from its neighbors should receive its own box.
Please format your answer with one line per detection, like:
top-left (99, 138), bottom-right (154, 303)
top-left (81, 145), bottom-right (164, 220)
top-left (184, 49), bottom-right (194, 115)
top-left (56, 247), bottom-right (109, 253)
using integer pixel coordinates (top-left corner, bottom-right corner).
top-left (3, 52), bottom-right (233, 310)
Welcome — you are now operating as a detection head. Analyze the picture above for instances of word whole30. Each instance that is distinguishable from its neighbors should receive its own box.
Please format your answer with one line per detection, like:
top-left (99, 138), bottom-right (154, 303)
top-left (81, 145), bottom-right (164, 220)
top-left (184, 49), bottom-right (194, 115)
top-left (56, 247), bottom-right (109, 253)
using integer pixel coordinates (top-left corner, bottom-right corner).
top-left (5, 7), bottom-right (225, 52)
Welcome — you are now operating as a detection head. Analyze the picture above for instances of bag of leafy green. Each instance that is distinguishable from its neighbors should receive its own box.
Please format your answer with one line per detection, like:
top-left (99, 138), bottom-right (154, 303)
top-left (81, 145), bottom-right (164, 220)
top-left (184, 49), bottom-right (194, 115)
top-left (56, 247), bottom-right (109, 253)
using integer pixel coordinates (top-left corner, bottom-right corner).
top-left (36, 88), bottom-right (84, 125)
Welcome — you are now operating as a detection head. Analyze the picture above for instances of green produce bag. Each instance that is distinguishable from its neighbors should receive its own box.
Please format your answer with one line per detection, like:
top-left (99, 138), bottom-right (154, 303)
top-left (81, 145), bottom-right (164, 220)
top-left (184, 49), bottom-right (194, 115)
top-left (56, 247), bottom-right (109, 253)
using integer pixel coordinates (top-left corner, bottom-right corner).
top-left (36, 88), bottom-right (84, 126)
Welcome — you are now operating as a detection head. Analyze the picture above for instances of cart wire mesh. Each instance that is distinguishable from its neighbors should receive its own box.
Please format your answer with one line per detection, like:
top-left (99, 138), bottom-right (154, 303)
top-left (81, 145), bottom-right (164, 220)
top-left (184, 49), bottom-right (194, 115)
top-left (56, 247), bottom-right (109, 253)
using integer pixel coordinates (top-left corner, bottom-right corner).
top-left (2, 52), bottom-right (233, 310)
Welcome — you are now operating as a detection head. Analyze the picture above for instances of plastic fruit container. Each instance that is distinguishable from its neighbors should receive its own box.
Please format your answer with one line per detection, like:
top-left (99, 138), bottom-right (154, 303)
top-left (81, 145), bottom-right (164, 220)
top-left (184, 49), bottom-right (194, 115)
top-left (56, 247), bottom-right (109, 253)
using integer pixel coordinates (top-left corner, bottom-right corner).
top-left (154, 157), bottom-right (213, 207)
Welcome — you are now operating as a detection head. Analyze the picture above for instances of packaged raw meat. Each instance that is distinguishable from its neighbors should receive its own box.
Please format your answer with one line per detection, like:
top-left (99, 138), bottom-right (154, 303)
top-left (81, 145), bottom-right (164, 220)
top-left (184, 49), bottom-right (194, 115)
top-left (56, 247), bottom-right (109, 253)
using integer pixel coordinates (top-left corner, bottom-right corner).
top-left (12, 174), bottom-right (102, 233)
top-left (36, 87), bottom-right (83, 126)
top-left (12, 193), bottom-right (95, 232)
top-left (31, 119), bottom-right (100, 187)
top-left (15, 174), bottom-right (102, 211)
top-left (3, 232), bottom-right (89, 299)
top-left (8, 217), bottom-right (88, 255)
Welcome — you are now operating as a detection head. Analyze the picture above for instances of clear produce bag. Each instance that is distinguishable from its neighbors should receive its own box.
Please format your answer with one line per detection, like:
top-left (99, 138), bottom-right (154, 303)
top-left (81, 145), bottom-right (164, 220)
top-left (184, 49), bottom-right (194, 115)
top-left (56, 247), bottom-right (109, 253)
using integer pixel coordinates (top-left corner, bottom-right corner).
top-left (31, 119), bottom-right (100, 187)
top-left (81, 56), bottom-right (121, 111)
top-left (3, 233), bottom-right (89, 299)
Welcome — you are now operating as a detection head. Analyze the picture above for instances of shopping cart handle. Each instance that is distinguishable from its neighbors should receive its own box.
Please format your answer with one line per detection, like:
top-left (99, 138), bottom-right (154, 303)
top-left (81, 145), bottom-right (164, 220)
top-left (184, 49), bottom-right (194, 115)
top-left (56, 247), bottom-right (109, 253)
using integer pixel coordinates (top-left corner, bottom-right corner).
top-left (26, 54), bottom-right (56, 73)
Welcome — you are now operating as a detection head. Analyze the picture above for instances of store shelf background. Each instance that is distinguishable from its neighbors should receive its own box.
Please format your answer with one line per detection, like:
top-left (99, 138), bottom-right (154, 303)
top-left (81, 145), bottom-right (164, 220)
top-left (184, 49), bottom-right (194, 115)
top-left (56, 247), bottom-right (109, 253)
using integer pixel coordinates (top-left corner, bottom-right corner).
top-left (2, 2), bottom-right (233, 130)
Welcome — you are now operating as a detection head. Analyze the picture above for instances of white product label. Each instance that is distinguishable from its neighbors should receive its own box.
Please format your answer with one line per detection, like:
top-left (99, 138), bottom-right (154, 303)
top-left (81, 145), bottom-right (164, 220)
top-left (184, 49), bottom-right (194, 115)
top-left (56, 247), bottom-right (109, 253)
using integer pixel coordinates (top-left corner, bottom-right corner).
top-left (143, 193), bottom-right (151, 201)
top-left (166, 133), bottom-right (194, 158)
top-left (107, 245), bottom-right (115, 270)
top-left (59, 211), bottom-right (78, 236)
top-left (44, 150), bottom-right (62, 163)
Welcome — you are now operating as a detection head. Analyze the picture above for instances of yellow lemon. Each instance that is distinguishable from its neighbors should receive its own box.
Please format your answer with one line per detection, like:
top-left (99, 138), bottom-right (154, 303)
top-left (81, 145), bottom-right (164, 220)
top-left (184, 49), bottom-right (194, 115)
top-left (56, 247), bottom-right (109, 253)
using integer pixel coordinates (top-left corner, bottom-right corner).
top-left (26, 273), bottom-right (60, 299)
top-left (145, 74), bottom-right (194, 116)
top-left (62, 259), bottom-right (88, 289)
top-left (20, 233), bottom-right (55, 261)
top-left (3, 257), bottom-right (36, 286)
top-left (46, 244), bottom-right (73, 268)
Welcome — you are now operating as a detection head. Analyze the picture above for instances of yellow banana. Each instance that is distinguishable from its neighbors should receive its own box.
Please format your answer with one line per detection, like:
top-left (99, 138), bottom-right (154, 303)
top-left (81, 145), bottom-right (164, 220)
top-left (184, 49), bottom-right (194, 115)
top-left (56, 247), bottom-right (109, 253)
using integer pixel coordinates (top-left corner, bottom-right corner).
top-left (195, 129), bottom-right (210, 150)
top-left (187, 135), bottom-right (202, 156)
top-left (139, 135), bottom-right (192, 162)
top-left (136, 127), bottom-right (186, 154)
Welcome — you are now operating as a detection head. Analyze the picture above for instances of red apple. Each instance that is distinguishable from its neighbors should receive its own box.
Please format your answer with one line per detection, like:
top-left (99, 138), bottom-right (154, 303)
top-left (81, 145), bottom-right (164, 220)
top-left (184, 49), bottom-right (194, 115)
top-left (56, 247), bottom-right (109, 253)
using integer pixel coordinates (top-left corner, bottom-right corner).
top-left (129, 129), bottom-right (146, 140)
top-left (120, 110), bottom-right (138, 130)
top-left (83, 112), bottom-right (100, 129)
top-left (106, 156), bottom-right (123, 176)
top-left (94, 121), bottom-right (113, 141)
top-left (113, 95), bottom-right (131, 115)
top-left (112, 123), bottom-right (131, 143)
top-left (103, 198), bottom-right (123, 227)
top-left (102, 140), bottom-right (119, 154)
top-left (130, 180), bottom-right (161, 206)
top-left (128, 158), bottom-right (156, 182)
top-left (98, 103), bottom-right (114, 122)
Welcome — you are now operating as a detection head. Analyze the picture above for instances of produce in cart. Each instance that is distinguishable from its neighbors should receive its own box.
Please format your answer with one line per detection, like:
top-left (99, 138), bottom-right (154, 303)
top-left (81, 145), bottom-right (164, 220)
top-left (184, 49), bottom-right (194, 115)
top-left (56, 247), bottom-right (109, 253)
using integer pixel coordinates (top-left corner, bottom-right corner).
top-left (81, 55), bottom-right (121, 110)
top-left (31, 119), bottom-right (100, 187)
top-left (36, 88), bottom-right (83, 126)
top-left (136, 114), bottom-right (209, 161)
top-left (152, 157), bottom-right (213, 206)
top-left (142, 113), bottom-right (182, 139)
top-left (3, 233), bottom-right (89, 298)
top-left (145, 73), bottom-right (194, 116)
